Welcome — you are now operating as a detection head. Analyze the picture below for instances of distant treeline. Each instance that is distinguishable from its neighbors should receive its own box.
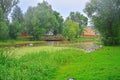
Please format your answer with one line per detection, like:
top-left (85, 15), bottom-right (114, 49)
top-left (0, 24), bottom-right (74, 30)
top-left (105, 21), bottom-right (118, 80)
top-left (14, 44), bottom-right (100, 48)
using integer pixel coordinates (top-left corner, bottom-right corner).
top-left (0, 0), bottom-right (88, 41)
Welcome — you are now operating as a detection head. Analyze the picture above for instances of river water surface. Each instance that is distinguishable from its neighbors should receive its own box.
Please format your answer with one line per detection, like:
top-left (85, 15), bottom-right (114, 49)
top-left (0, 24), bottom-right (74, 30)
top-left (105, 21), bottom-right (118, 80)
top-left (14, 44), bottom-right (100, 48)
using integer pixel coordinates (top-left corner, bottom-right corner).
top-left (0, 41), bottom-right (101, 52)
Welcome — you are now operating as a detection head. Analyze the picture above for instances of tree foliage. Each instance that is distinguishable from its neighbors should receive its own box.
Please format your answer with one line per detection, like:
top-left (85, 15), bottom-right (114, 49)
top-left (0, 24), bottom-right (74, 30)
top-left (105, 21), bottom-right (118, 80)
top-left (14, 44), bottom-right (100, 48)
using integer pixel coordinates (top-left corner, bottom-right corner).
top-left (67, 12), bottom-right (88, 36)
top-left (53, 11), bottom-right (63, 35)
top-left (84, 0), bottom-right (120, 45)
top-left (0, 0), bottom-right (19, 40)
top-left (63, 20), bottom-right (80, 40)
top-left (9, 20), bottom-right (22, 39)
top-left (0, 0), bottom-right (19, 20)
top-left (11, 5), bottom-right (23, 23)
top-left (24, 1), bottom-right (63, 40)
top-left (9, 5), bottom-right (23, 39)
top-left (0, 21), bottom-right (8, 39)
top-left (67, 12), bottom-right (88, 26)
top-left (0, 8), bottom-right (8, 39)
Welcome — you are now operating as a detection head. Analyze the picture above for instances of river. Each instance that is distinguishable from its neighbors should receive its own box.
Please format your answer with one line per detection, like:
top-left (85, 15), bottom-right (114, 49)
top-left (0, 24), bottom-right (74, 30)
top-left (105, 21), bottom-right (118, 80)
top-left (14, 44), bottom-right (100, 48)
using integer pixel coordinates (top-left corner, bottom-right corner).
top-left (0, 41), bottom-right (102, 52)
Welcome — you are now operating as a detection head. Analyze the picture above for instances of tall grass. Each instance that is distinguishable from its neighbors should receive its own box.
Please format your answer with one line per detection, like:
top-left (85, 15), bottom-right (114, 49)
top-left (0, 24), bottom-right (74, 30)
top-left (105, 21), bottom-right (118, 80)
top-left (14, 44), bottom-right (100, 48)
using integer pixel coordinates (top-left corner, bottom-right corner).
top-left (0, 46), bottom-right (120, 80)
top-left (0, 47), bottom-right (83, 80)
top-left (12, 48), bottom-right (82, 80)
top-left (0, 48), bottom-right (11, 65)
top-left (0, 48), bottom-right (17, 80)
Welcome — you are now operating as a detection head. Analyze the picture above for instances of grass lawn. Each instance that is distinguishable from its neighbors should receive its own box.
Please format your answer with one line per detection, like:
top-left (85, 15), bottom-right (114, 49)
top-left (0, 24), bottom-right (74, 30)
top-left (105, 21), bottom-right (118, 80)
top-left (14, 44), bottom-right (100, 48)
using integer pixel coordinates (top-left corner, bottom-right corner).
top-left (0, 46), bottom-right (120, 80)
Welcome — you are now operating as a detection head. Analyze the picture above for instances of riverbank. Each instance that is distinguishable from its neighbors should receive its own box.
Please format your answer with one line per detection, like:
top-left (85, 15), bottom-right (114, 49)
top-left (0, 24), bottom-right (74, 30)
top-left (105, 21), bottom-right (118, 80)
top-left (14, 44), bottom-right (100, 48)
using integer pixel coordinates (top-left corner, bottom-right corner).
top-left (0, 37), bottom-right (101, 46)
top-left (0, 46), bottom-right (120, 80)
top-left (0, 40), bottom-right (46, 46)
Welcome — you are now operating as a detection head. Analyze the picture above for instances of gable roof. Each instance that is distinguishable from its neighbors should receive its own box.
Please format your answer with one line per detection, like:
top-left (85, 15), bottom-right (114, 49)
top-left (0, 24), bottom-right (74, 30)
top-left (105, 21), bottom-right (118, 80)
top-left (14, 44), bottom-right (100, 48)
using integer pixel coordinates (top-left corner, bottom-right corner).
top-left (82, 27), bottom-right (96, 36)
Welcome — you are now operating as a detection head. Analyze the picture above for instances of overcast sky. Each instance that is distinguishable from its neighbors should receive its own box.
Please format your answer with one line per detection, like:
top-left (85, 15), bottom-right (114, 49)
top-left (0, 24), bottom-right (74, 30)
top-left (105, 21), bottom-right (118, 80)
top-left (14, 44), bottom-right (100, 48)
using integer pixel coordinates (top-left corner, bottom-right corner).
top-left (18, 0), bottom-right (90, 19)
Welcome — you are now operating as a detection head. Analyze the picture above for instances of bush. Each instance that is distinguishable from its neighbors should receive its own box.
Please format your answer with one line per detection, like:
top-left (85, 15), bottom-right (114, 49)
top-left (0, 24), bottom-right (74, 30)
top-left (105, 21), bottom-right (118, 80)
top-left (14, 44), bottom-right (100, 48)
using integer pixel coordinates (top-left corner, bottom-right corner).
top-left (102, 37), bottom-right (120, 46)
top-left (0, 21), bottom-right (9, 39)
top-left (17, 36), bottom-right (33, 41)
top-left (41, 35), bottom-right (64, 41)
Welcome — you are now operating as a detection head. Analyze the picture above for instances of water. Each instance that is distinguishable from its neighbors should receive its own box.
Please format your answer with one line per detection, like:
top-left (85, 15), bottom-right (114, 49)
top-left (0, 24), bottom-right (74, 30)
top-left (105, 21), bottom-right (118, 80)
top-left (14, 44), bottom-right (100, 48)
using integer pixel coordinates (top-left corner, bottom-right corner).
top-left (0, 41), bottom-right (101, 52)
top-left (46, 41), bottom-right (101, 52)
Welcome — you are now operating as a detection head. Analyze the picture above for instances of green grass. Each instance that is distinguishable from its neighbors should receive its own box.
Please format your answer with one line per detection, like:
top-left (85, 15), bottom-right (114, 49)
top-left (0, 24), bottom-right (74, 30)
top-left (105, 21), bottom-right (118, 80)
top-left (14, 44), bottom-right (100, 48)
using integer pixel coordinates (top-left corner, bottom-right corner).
top-left (55, 47), bottom-right (120, 80)
top-left (0, 46), bottom-right (120, 80)
top-left (73, 36), bottom-right (101, 42)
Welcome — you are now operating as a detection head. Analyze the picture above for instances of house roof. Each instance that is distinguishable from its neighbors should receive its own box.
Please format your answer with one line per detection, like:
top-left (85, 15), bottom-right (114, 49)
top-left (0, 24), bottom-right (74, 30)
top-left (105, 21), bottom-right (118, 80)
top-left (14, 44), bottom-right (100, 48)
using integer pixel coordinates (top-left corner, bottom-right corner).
top-left (82, 27), bottom-right (96, 36)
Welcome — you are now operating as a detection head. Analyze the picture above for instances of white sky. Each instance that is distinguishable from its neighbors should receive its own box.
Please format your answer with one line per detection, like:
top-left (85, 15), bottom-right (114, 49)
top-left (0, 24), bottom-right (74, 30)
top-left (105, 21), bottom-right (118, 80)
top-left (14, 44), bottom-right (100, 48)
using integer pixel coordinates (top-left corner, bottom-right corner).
top-left (18, 0), bottom-right (90, 19)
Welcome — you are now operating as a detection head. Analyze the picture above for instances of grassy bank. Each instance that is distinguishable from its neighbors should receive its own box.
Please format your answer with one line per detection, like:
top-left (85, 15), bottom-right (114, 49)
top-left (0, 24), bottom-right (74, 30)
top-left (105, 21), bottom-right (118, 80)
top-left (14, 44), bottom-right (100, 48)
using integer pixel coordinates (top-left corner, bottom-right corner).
top-left (0, 46), bottom-right (120, 80)
top-left (73, 36), bottom-right (100, 41)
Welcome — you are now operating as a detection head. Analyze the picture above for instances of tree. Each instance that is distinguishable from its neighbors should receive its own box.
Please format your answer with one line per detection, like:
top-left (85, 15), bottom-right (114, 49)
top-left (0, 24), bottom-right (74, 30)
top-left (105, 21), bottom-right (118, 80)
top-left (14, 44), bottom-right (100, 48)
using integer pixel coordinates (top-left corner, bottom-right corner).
top-left (35, 1), bottom-right (62, 35)
top-left (9, 20), bottom-right (22, 39)
top-left (0, 8), bottom-right (8, 39)
top-left (53, 11), bottom-right (63, 35)
top-left (0, 8), bottom-right (3, 21)
top-left (9, 5), bottom-right (23, 39)
top-left (0, 0), bottom-right (19, 39)
top-left (24, 1), bottom-right (63, 40)
top-left (0, 22), bottom-right (8, 39)
top-left (84, 0), bottom-right (120, 46)
top-left (24, 6), bottom-right (45, 40)
top-left (0, 0), bottom-right (19, 19)
top-left (11, 5), bottom-right (23, 23)
top-left (67, 12), bottom-right (88, 36)
top-left (63, 19), bottom-right (80, 40)
top-left (67, 12), bottom-right (88, 26)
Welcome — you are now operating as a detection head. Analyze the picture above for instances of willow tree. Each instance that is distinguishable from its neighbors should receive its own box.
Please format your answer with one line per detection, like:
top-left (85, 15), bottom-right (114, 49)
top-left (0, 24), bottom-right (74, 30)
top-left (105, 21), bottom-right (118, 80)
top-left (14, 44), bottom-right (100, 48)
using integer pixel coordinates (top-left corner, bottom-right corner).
top-left (84, 0), bottom-right (120, 46)
top-left (67, 12), bottom-right (88, 27)
top-left (0, 0), bottom-right (19, 17)
top-left (0, 8), bottom-right (8, 39)
top-left (24, 1), bottom-right (63, 40)
top-left (0, 0), bottom-right (19, 39)
top-left (9, 5), bottom-right (23, 39)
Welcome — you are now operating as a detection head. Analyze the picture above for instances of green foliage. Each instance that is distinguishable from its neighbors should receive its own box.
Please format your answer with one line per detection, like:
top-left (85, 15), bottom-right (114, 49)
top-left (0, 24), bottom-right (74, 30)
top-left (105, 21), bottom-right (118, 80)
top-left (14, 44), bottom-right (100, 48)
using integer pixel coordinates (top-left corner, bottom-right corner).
top-left (0, 0), bottom-right (19, 22)
top-left (11, 5), bottom-right (23, 23)
top-left (67, 11), bottom-right (88, 26)
top-left (0, 0), bottom-right (19, 40)
top-left (24, 1), bottom-right (63, 40)
top-left (0, 8), bottom-right (9, 39)
top-left (67, 12), bottom-right (88, 36)
top-left (53, 11), bottom-right (63, 35)
top-left (0, 0), bottom-right (19, 15)
top-left (9, 20), bottom-right (22, 39)
top-left (0, 8), bottom-right (4, 20)
top-left (24, 7), bottom-right (46, 40)
top-left (9, 5), bottom-right (24, 39)
top-left (63, 20), bottom-right (80, 40)
top-left (0, 21), bottom-right (9, 39)
top-left (84, 0), bottom-right (120, 46)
